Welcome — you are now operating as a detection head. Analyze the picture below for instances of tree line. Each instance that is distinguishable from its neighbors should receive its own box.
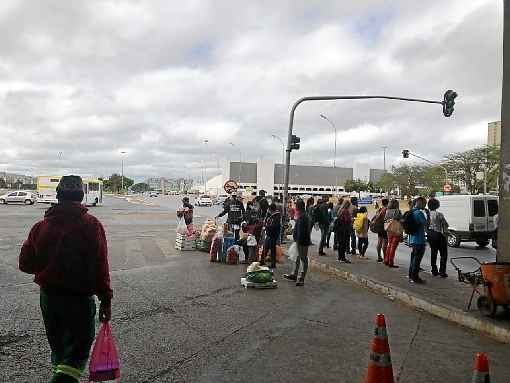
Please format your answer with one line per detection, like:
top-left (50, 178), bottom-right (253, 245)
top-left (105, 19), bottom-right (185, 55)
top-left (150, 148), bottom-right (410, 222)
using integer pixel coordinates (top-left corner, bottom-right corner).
top-left (347, 145), bottom-right (500, 196)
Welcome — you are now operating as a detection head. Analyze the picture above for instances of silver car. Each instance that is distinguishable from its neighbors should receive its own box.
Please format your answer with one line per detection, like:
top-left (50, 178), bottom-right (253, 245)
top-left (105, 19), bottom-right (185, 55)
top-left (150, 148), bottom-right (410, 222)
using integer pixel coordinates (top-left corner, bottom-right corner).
top-left (0, 191), bottom-right (36, 205)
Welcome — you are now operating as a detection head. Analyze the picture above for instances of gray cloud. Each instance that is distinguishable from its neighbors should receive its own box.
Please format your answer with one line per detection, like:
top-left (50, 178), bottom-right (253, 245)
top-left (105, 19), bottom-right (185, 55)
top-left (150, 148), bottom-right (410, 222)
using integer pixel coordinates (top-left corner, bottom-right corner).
top-left (0, 0), bottom-right (503, 181)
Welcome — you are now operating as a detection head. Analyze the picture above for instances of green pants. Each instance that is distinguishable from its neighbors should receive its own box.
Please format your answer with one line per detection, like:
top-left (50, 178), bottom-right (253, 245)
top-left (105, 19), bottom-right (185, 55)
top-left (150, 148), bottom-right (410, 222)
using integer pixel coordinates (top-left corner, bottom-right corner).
top-left (40, 289), bottom-right (96, 383)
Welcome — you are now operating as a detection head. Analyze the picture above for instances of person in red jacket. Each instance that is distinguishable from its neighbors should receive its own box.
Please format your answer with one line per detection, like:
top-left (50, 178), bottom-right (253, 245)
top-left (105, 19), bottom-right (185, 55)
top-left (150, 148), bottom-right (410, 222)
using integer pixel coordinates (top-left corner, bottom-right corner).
top-left (19, 175), bottom-right (113, 383)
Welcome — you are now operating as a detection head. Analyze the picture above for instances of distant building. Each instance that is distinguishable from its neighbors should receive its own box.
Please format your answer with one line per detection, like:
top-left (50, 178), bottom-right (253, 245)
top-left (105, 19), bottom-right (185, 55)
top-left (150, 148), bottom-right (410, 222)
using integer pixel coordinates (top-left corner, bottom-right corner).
top-left (205, 160), bottom-right (384, 197)
top-left (0, 172), bottom-right (36, 189)
top-left (488, 121), bottom-right (501, 146)
top-left (145, 177), bottom-right (193, 193)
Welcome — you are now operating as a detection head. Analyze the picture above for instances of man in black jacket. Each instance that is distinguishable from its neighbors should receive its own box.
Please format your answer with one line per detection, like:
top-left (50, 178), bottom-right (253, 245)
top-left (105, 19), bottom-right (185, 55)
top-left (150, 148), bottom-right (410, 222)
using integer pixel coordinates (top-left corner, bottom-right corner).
top-left (260, 203), bottom-right (281, 269)
top-left (314, 196), bottom-right (330, 256)
top-left (216, 192), bottom-right (246, 241)
top-left (284, 199), bottom-right (311, 286)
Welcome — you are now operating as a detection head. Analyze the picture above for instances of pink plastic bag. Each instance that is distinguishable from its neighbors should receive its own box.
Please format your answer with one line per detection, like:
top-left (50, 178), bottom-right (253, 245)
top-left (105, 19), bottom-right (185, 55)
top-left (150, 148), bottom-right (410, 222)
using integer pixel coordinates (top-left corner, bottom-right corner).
top-left (89, 323), bottom-right (120, 382)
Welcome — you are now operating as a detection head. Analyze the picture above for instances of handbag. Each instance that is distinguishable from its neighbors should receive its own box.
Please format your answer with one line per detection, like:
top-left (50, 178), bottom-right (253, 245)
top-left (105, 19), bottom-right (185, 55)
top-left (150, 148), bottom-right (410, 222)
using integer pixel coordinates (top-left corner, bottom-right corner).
top-left (385, 219), bottom-right (403, 236)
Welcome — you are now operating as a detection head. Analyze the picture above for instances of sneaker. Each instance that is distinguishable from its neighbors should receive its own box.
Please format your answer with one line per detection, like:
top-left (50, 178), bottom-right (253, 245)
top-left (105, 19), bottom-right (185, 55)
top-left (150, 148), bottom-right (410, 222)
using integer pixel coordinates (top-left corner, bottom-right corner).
top-left (338, 258), bottom-right (351, 264)
top-left (431, 269), bottom-right (439, 277)
top-left (283, 274), bottom-right (297, 281)
top-left (296, 279), bottom-right (305, 286)
top-left (377, 257), bottom-right (383, 262)
top-left (318, 252), bottom-right (326, 256)
top-left (439, 273), bottom-right (448, 278)
top-left (389, 265), bottom-right (400, 268)
top-left (413, 277), bottom-right (426, 284)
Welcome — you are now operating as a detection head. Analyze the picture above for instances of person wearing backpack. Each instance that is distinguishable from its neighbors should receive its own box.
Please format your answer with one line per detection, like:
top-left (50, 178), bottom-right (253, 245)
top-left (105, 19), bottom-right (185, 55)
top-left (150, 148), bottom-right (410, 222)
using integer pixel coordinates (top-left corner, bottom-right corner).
top-left (427, 198), bottom-right (449, 278)
top-left (406, 196), bottom-right (428, 284)
top-left (384, 199), bottom-right (403, 268)
top-left (354, 206), bottom-right (370, 257)
top-left (335, 200), bottom-right (353, 263)
top-left (371, 198), bottom-right (389, 262)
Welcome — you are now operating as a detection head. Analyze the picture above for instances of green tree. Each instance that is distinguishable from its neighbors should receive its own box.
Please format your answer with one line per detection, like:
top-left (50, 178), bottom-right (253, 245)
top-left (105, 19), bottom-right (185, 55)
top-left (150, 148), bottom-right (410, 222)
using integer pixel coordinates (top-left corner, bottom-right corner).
top-left (344, 179), bottom-right (369, 197)
top-left (103, 174), bottom-right (134, 193)
top-left (391, 164), bottom-right (426, 197)
top-left (444, 145), bottom-right (500, 194)
top-left (131, 182), bottom-right (150, 193)
top-left (376, 173), bottom-right (397, 193)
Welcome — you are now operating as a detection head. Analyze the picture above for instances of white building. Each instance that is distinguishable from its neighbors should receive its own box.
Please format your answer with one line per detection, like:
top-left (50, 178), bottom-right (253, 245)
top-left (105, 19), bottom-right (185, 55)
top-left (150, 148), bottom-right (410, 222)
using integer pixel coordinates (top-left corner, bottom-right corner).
top-left (205, 160), bottom-right (384, 197)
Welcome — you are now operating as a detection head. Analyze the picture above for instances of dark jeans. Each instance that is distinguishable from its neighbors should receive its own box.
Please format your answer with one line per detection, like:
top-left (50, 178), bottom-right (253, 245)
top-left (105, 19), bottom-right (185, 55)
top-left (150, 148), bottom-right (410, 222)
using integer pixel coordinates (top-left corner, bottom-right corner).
top-left (357, 237), bottom-right (368, 256)
top-left (336, 228), bottom-right (350, 260)
top-left (262, 235), bottom-right (278, 268)
top-left (350, 229), bottom-right (357, 253)
top-left (293, 244), bottom-right (309, 279)
top-left (319, 225), bottom-right (328, 253)
top-left (409, 244), bottom-right (426, 280)
top-left (377, 231), bottom-right (388, 259)
top-left (428, 230), bottom-right (448, 274)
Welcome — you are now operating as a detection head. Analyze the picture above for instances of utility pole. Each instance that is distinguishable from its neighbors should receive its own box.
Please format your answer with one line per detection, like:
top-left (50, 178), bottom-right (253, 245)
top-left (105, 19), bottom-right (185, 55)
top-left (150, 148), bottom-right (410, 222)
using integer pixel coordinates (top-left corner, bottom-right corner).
top-left (382, 145), bottom-right (388, 172)
top-left (497, 1), bottom-right (509, 263)
top-left (120, 151), bottom-right (126, 193)
top-left (204, 140), bottom-right (209, 194)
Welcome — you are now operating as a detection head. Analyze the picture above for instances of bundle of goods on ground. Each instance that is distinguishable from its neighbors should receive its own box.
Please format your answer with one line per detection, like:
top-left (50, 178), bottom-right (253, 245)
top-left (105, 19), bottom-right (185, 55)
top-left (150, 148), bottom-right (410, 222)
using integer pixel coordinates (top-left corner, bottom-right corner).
top-left (197, 218), bottom-right (218, 252)
top-left (241, 262), bottom-right (278, 289)
top-left (175, 220), bottom-right (198, 251)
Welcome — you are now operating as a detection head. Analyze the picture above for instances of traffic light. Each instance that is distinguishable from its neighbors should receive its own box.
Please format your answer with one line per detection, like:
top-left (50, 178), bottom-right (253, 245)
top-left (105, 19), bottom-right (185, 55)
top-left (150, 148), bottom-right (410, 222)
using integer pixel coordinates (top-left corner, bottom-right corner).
top-left (290, 135), bottom-right (301, 151)
top-left (402, 149), bottom-right (410, 158)
top-left (443, 89), bottom-right (457, 117)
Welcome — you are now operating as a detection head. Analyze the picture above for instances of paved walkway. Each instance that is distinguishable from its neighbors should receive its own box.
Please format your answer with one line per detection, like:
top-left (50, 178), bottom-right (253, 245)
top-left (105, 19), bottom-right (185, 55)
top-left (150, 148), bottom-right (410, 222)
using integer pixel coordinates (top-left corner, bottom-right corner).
top-left (303, 243), bottom-right (510, 343)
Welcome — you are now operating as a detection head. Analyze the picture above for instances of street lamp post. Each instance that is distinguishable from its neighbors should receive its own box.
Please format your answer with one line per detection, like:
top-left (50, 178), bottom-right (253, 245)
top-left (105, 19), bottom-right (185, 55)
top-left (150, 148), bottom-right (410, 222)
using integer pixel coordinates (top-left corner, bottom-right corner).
top-left (319, 114), bottom-right (338, 194)
top-left (229, 142), bottom-right (242, 185)
top-left (282, 92), bottom-right (455, 220)
top-left (382, 145), bottom-right (388, 172)
top-left (120, 151), bottom-right (126, 193)
top-left (204, 140), bottom-right (209, 194)
top-left (271, 134), bottom-right (285, 165)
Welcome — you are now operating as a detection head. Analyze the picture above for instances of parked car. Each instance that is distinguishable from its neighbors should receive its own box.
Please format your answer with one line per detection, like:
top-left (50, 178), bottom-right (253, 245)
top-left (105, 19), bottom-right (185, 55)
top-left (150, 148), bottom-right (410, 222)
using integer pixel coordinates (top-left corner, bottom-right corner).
top-left (216, 194), bottom-right (229, 205)
top-left (0, 191), bottom-right (37, 205)
top-left (149, 191), bottom-right (158, 197)
top-left (195, 195), bottom-right (212, 207)
top-left (436, 195), bottom-right (498, 248)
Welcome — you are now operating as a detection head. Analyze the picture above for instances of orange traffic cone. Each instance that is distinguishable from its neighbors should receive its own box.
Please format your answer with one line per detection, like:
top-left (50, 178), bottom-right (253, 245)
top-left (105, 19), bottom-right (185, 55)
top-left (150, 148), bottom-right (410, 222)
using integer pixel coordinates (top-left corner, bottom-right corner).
top-left (365, 313), bottom-right (394, 383)
top-left (472, 353), bottom-right (490, 383)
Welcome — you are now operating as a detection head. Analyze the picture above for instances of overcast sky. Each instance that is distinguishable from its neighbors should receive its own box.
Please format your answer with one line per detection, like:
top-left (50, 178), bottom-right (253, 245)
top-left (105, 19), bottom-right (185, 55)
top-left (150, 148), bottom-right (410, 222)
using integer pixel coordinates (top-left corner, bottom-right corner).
top-left (0, 0), bottom-right (504, 182)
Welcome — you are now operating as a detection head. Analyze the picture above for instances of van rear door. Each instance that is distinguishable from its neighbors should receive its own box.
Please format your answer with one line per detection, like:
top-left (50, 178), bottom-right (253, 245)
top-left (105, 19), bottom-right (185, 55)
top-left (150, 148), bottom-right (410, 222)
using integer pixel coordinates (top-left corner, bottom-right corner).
top-left (472, 197), bottom-right (487, 232)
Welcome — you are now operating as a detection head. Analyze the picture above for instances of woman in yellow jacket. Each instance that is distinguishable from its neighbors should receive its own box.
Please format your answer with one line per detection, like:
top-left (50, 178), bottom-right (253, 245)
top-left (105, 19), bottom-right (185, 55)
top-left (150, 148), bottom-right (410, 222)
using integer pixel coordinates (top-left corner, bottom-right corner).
top-left (353, 206), bottom-right (370, 257)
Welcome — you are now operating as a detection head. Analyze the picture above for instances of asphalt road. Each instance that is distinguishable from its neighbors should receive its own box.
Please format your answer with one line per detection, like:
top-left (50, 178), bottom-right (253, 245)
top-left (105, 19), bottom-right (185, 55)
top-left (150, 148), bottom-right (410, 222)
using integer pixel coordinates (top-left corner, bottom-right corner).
top-left (1, 196), bottom-right (509, 382)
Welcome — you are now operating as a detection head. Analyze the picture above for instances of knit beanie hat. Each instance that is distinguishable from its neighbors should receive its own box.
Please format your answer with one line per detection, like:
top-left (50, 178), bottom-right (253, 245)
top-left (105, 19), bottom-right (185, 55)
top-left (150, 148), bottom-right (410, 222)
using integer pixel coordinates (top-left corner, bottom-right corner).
top-left (56, 175), bottom-right (84, 202)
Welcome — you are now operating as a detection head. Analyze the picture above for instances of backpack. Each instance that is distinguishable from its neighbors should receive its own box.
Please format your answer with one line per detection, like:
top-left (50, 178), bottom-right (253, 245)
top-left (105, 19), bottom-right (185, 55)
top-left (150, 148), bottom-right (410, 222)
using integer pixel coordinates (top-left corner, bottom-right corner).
top-left (369, 208), bottom-right (386, 234)
top-left (402, 209), bottom-right (420, 235)
top-left (353, 213), bottom-right (365, 233)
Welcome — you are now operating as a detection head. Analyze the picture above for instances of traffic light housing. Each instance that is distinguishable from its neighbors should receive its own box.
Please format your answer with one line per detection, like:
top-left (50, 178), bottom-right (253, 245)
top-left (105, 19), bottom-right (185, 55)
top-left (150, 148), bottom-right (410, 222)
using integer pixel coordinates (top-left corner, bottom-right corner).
top-left (290, 135), bottom-right (300, 151)
top-left (402, 149), bottom-right (410, 158)
top-left (443, 89), bottom-right (457, 117)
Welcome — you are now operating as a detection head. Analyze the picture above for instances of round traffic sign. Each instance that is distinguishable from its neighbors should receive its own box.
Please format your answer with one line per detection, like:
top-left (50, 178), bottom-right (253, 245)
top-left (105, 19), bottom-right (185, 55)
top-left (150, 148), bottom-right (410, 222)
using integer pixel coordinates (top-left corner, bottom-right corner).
top-left (443, 184), bottom-right (452, 193)
top-left (223, 179), bottom-right (239, 194)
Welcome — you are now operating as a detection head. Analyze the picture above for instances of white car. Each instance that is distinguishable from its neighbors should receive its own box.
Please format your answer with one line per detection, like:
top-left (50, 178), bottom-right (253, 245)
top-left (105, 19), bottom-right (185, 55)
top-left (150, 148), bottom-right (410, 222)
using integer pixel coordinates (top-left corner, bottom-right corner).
top-left (195, 195), bottom-right (212, 207)
top-left (149, 191), bottom-right (158, 197)
top-left (216, 194), bottom-right (229, 205)
top-left (0, 191), bottom-right (36, 205)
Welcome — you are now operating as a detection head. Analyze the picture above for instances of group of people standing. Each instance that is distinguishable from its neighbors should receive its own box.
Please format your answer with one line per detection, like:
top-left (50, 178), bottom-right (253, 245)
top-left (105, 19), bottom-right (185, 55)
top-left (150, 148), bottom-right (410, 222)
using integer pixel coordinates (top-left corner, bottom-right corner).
top-left (304, 194), bottom-right (450, 284)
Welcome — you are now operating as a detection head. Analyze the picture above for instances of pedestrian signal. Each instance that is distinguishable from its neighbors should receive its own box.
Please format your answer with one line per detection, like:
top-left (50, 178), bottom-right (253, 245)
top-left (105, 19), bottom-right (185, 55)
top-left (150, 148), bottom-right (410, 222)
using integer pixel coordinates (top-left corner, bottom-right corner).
top-left (290, 135), bottom-right (301, 151)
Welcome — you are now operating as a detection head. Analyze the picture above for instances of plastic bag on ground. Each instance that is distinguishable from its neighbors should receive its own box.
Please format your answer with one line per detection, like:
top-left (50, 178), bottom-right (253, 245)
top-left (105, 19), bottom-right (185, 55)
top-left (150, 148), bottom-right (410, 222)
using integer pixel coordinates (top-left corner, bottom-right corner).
top-left (89, 322), bottom-right (120, 382)
top-left (176, 218), bottom-right (188, 235)
top-left (287, 242), bottom-right (298, 262)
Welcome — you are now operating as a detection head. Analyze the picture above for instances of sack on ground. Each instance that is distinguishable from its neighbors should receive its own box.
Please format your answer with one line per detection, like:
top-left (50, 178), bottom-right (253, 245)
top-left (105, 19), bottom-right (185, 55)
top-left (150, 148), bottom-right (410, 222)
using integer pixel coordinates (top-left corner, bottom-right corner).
top-left (89, 323), bottom-right (120, 382)
top-left (209, 232), bottom-right (223, 262)
top-left (246, 270), bottom-right (273, 284)
top-left (227, 245), bottom-right (240, 265)
top-left (402, 210), bottom-right (419, 235)
top-left (176, 218), bottom-right (188, 235)
top-left (287, 242), bottom-right (298, 262)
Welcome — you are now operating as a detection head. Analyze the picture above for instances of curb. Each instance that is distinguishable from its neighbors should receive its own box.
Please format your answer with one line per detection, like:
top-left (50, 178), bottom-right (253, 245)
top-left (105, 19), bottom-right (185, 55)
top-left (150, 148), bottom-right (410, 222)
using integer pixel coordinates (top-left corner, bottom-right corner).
top-left (309, 259), bottom-right (510, 344)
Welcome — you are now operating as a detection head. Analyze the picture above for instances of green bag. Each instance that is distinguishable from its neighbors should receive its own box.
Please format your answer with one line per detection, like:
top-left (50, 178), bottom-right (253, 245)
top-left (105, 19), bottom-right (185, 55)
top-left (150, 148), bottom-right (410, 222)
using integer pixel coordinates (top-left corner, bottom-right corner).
top-left (246, 270), bottom-right (273, 284)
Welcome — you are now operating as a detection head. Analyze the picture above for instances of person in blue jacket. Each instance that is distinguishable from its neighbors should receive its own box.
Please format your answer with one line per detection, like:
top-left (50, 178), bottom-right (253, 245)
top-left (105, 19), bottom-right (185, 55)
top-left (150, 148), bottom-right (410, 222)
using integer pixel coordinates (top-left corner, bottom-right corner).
top-left (408, 196), bottom-right (428, 284)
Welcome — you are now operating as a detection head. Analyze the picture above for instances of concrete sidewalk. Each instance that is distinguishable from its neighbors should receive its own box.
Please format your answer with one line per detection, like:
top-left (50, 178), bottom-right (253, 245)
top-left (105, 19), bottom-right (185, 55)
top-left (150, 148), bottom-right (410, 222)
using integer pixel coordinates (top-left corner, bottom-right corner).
top-left (304, 247), bottom-right (510, 343)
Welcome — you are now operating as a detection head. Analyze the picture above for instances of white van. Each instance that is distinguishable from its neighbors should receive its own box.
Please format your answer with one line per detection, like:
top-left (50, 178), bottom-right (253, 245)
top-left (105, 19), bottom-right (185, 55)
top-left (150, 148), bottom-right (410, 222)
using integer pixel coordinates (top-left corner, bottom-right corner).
top-left (436, 195), bottom-right (498, 248)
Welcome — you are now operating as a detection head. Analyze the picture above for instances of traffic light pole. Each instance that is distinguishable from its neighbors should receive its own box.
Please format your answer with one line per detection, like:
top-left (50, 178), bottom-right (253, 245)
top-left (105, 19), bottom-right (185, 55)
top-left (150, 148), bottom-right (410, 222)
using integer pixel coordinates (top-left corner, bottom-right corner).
top-left (404, 151), bottom-right (449, 185)
top-left (497, 2), bottom-right (509, 263)
top-left (283, 94), bottom-right (449, 220)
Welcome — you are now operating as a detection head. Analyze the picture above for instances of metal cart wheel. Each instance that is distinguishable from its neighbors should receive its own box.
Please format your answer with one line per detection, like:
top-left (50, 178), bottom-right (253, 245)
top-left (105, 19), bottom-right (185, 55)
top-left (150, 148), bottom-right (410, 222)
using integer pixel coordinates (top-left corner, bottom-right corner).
top-left (477, 295), bottom-right (497, 318)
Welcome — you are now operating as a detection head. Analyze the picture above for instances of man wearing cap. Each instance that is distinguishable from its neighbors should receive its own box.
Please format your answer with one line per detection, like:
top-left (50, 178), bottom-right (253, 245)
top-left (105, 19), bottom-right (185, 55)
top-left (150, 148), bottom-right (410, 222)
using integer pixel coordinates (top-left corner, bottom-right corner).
top-left (19, 175), bottom-right (113, 383)
top-left (216, 191), bottom-right (246, 241)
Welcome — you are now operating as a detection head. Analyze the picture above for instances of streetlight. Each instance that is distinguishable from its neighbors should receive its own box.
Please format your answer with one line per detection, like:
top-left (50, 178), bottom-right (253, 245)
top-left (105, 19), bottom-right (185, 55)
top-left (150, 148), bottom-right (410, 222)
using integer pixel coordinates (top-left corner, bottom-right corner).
top-left (203, 140), bottom-right (209, 193)
top-left (120, 151), bottom-right (127, 193)
top-left (229, 142), bottom-right (242, 184)
top-left (319, 114), bottom-right (338, 194)
top-left (271, 134), bottom-right (285, 165)
top-left (381, 146), bottom-right (388, 172)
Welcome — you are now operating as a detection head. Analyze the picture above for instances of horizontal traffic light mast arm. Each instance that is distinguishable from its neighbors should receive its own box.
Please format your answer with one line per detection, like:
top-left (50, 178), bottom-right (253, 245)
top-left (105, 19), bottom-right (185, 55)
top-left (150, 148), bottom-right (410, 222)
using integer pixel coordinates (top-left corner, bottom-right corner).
top-left (282, 93), bottom-right (451, 218)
